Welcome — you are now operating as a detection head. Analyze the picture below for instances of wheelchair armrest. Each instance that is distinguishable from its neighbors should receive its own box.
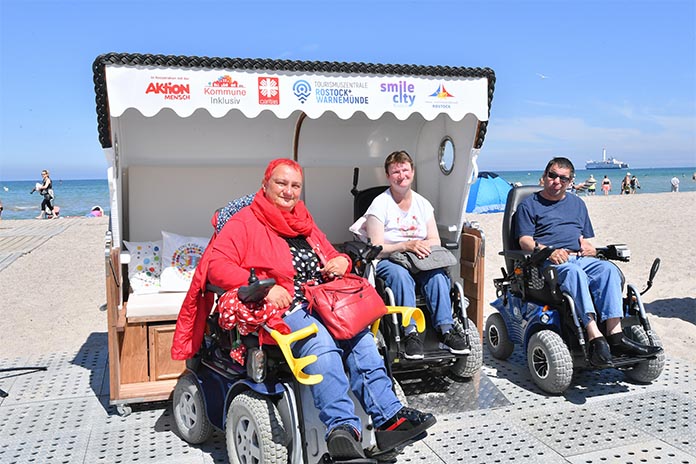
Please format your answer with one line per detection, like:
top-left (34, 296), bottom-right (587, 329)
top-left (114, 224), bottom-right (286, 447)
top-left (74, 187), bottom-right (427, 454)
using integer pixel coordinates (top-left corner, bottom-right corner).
top-left (499, 249), bottom-right (530, 261)
top-left (205, 283), bottom-right (227, 296)
top-left (440, 239), bottom-right (459, 250)
top-left (596, 244), bottom-right (631, 262)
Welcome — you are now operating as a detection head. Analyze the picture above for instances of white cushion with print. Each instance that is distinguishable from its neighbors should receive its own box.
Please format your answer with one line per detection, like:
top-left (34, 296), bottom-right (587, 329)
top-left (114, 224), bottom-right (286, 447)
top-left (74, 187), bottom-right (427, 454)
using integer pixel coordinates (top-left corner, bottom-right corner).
top-left (123, 240), bottom-right (162, 294)
top-left (160, 231), bottom-right (208, 292)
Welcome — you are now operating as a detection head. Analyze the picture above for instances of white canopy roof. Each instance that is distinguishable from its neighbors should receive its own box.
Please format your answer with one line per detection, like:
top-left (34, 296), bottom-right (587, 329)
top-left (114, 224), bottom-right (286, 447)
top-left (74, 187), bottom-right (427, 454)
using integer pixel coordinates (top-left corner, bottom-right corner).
top-left (104, 65), bottom-right (490, 122)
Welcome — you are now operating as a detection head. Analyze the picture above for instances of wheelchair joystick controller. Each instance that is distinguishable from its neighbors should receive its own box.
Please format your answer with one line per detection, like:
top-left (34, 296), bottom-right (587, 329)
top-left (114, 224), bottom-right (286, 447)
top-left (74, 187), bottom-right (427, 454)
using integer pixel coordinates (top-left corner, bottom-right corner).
top-left (238, 268), bottom-right (276, 303)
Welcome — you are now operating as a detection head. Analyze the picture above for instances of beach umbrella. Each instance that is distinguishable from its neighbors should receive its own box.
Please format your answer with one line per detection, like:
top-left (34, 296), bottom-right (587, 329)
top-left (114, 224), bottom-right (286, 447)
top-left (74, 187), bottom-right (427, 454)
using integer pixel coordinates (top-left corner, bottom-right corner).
top-left (465, 171), bottom-right (513, 213)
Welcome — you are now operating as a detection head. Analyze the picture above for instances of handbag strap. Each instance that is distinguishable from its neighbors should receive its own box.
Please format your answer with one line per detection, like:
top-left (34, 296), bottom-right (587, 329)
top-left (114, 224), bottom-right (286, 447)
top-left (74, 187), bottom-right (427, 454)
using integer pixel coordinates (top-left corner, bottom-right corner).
top-left (305, 236), bottom-right (327, 266)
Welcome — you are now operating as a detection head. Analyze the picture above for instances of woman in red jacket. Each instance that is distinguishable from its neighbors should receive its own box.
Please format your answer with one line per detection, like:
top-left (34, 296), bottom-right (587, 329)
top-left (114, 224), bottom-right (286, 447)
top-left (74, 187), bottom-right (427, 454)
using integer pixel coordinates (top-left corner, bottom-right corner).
top-left (208, 159), bottom-right (435, 460)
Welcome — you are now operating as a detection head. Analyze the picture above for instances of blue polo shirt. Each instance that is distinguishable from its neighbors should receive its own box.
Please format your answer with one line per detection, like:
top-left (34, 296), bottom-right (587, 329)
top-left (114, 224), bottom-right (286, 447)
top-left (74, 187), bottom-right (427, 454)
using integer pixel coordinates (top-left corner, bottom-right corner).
top-left (515, 193), bottom-right (594, 251)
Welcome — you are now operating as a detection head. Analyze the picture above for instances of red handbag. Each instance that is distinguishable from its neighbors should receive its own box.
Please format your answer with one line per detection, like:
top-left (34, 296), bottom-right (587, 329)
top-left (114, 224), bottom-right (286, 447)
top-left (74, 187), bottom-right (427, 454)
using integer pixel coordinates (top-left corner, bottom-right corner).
top-left (302, 273), bottom-right (387, 340)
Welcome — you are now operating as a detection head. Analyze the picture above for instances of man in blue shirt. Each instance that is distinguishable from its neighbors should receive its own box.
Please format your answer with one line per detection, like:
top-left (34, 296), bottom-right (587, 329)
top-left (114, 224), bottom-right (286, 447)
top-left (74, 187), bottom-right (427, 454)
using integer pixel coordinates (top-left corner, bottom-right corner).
top-left (516, 157), bottom-right (662, 367)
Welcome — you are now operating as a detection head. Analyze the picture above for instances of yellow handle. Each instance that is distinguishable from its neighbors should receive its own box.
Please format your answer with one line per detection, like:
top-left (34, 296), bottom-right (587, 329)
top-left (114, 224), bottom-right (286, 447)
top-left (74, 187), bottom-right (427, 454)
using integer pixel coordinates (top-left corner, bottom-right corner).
top-left (371, 306), bottom-right (426, 336)
top-left (269, 324), bottom-right (323, 385)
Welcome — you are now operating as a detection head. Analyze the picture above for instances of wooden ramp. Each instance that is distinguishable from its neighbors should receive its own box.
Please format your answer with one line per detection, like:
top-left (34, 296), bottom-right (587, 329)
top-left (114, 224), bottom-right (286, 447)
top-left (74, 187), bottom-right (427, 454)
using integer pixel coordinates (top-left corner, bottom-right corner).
top-left (0, 219), bottom-right (76, 272)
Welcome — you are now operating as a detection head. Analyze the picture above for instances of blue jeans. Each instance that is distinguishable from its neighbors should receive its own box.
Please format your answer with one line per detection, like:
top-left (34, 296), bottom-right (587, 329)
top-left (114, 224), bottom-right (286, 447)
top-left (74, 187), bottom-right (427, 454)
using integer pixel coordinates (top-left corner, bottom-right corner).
top-left (284, 308), bottom-right (402, 437)
top-left (550, 257), bottom-right (623, 326)
top-left (376, 260), bottom-right (454, 333)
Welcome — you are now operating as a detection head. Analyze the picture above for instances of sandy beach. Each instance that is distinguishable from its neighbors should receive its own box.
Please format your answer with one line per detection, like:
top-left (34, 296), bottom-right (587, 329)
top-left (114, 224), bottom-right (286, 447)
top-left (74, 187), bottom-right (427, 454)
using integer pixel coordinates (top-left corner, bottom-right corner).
top-left (0, 192), bottom-right (694, 363)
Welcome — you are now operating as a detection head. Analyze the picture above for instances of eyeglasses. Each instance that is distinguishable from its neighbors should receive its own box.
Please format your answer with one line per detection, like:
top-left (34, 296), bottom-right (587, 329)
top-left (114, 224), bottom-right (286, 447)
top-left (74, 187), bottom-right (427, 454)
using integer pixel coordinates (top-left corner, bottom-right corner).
top-left (547, 171), bottom-right (572, 183)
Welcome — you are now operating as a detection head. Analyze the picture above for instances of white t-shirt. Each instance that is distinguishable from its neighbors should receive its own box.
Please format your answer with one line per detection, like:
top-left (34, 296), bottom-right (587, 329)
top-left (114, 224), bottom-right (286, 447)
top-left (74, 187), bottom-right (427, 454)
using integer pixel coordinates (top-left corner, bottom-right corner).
top-left (365, 189), bottom-right (434, 244)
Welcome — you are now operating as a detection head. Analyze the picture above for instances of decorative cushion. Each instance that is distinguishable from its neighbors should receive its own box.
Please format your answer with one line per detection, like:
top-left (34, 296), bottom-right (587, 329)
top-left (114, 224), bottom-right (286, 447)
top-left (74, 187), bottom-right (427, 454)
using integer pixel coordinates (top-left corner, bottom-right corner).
top-left (123, 240), bottom-right (162, 294)
top-left (160, 231), bottom-right (209, 292)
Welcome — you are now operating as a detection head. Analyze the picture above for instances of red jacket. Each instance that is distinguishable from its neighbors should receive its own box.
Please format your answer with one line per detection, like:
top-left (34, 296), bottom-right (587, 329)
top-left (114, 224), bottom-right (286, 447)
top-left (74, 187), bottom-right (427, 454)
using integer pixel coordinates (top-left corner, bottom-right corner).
top-left (171, 206), bottom-right (350, 360)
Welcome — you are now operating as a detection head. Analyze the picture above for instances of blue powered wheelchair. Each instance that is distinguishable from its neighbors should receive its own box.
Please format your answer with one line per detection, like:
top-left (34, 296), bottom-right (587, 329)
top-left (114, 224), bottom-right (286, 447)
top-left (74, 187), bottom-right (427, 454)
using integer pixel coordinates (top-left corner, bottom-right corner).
top-left (485, 186), bottom-right (664, 394)
top-left (172, 200), bottom-right (426, 464)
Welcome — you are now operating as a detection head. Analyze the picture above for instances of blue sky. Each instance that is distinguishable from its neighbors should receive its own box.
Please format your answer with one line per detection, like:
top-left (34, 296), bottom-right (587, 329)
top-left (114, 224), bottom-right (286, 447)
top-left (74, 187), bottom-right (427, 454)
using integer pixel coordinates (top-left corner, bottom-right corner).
top-left (1, 0), bottom-right (694, 180)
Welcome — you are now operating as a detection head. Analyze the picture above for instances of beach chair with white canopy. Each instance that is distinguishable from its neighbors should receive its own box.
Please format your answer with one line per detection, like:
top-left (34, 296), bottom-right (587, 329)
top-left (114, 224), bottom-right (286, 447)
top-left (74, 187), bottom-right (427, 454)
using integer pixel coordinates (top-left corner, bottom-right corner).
top-left (93, 52), bottom-right (495, 413)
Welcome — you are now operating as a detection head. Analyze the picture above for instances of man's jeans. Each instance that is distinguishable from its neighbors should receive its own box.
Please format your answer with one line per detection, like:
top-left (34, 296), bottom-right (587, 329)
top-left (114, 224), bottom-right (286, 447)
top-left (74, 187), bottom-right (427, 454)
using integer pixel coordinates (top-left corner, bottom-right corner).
top-left (550, 256), bottom-right (623, 326)
top-left (284, 308), bottom-right (401, 437)
top-left (376, 260), bottom-right (454, 333)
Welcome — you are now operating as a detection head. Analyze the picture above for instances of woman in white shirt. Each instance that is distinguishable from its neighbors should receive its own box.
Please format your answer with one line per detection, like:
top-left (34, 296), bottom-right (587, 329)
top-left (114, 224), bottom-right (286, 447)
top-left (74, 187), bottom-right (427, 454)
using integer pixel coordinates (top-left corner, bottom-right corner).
top-left (363, 151), bottom-right (468, 359)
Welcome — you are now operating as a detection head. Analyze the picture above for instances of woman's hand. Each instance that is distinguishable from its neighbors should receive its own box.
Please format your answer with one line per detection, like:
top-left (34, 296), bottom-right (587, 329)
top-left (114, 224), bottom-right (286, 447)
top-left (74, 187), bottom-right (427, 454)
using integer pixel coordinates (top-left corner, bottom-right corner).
top-left (320, 256), bottom-right (350, 279)
top-left (404, 240), bottom-right (432, 259)
top-left (265, 285), bottom-right (293, 308)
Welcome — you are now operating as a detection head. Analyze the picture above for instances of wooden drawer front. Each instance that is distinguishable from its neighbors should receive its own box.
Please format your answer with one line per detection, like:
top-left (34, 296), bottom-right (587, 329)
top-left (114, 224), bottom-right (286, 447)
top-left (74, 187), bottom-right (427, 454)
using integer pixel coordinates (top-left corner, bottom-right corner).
top-left (148, 324), bottom-right (186, 381)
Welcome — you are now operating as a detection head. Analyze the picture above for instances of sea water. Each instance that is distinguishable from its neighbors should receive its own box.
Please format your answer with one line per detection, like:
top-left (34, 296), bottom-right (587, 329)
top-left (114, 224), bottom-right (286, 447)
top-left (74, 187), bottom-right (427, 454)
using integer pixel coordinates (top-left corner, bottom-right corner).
top-left (494, 167), bottom-right (696, 195)
top-left (0, 179), bottom-right (110, 220)
top-left (1, 167), bottom-right (694, 221)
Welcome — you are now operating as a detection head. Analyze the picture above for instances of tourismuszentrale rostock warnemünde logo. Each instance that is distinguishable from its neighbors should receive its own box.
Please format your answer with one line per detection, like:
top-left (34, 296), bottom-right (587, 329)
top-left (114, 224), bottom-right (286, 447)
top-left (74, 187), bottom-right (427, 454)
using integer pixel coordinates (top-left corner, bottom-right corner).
top-left (293, 79), bottom-right (369, 105)
top-left (145, 75), bottom-right (191, 100)
top-left (425, 82), bottom-right (457, 109)
top-left (204, 75), bottom-right (248, 106)
top-left (258, 77), bottom-right (280, 105)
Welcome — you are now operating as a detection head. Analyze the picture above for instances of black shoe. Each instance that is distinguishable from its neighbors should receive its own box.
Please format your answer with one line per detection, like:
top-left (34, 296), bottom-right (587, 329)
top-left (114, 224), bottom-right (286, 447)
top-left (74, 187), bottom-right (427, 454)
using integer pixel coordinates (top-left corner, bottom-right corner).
top-left (375, 407), bottom-right (436, 452)
top-left (403, 332), bottom-right (424, 360)
top-left (608, 333), bottom-right (663, 358)
top-left (588, 336), bottom-right (614, 368)
top-left (439, 331), bottom-right (471, 355)
top-left (327, 424), bottom-right (365, 460)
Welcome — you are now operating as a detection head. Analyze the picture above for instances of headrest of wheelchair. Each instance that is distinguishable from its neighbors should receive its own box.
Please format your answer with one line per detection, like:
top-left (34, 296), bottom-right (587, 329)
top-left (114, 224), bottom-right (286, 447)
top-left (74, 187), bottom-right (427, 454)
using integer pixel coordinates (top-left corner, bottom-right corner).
top-left (502, 185), bottom-right (542, 271)
top-left (352, 186), bottom-right (388, 221)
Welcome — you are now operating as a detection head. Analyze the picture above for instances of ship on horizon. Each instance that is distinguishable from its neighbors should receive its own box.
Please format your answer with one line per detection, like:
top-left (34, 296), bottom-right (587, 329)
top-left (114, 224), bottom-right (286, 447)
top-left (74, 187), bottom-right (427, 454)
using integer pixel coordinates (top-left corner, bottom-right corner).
top-left (586, 148), bottom-right (629, 170)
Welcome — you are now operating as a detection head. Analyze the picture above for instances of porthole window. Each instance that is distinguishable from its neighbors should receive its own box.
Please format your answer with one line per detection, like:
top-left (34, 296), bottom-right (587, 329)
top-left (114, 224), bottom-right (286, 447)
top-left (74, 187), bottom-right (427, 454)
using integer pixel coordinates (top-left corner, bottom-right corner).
top-left (438, 137), bottom-right (455, 175)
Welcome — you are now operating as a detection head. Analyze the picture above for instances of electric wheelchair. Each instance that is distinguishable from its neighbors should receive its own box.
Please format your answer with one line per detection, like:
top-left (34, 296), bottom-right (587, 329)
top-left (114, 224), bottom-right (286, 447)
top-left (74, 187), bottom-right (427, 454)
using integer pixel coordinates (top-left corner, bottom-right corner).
top-left (172, 199), bottom-right (426, 464)
top-left (345, 168), bottom-right (483, 379)
top-left (486, 185), bottom-right (664, 394)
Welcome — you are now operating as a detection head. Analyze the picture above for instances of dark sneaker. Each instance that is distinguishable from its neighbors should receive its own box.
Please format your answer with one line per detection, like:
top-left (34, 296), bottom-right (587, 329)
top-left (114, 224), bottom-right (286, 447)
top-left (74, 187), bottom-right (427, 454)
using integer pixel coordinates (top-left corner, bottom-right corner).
top-left (439, 331), bottom-right (471, 355)
top-left (588, 336), bottom-right (614, 368)
top-left (403, 332), bottom-right (424, 360)
top-left (327, 424), bottom-right (365, 460)
top-left (374, 407), bottom-right (436, 452)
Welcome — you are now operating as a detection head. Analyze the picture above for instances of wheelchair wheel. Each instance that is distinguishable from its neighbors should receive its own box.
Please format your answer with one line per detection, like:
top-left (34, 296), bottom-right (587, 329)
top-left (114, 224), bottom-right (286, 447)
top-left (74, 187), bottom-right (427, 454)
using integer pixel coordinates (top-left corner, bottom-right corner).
top-left (623, 326), bottom-right (665, 384)
top-left (450, 318), bottom-right (483, 378)
top-left (526, 331), bottom-right (573, 394)
top-left (173, 373), bottom-right (214, 444)
top-left (227, 390), bottom-right (289, 464)
top-left (485, 313), bottom-right (515, 360)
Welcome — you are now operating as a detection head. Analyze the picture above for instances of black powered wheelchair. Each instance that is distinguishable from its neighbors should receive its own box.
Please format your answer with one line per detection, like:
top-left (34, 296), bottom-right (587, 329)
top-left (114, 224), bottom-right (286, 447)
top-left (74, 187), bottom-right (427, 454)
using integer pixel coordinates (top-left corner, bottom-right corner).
top-left (172, 200), bottom-right (424, 464)
top-left (485, 185), bottom-right (665, 394)
top-left (345, 168), bottom-right (483, 379)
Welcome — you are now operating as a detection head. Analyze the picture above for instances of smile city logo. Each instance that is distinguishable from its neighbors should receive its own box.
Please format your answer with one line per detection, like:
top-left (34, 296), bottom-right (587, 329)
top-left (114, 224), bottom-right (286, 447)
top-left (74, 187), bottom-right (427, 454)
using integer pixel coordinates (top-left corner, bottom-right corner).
top-left (293, 80), bottom-right (312, 103)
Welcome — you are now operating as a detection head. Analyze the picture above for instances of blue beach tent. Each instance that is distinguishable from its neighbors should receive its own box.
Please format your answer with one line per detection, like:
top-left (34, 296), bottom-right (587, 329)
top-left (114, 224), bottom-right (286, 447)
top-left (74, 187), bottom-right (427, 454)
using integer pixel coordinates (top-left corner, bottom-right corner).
top-left (465, 171), bottom-right (512, 213)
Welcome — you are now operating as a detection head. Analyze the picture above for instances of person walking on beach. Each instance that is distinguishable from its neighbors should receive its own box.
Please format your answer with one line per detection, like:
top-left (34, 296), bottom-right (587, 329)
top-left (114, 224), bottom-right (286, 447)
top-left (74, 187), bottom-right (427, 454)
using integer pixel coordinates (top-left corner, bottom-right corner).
top-left (585, 174), bottom-right (597, 196)
top-left (30, 169), bottom-right (55, 218)
top-left (630, 175), bottom-right (640, 194)
top-left (671, 176), bottom-right (680, 192)
top-left (601, 175), bottom-right (611, 195)
top-left (620, 173), bottom-right (631, 195)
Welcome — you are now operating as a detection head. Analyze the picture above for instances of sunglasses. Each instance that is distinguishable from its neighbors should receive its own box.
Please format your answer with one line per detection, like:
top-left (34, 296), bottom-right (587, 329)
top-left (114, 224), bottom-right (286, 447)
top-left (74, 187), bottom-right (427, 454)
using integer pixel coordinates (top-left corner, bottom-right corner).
top-left (547, 171), bottom-right (572, 183)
